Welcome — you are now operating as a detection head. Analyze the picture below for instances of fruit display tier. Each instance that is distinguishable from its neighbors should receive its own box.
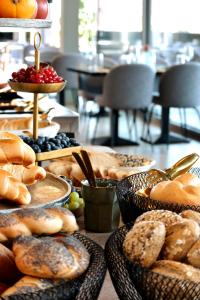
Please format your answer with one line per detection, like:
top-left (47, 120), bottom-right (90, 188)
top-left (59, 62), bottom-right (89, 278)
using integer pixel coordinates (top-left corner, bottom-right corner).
top-left (0, 18), bottom-right (51, 28)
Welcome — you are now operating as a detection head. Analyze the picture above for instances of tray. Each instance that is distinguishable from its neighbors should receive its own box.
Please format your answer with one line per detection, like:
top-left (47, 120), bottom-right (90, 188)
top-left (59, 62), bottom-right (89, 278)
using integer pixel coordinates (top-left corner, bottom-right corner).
top-left (0, 18), bottom-right (51, 28)
top-left (36, 146), bottom-right (82, 162)
top-left (1, 232), bottom-right (106, 300)
top-left (9, 81), bottom-right (66, 94)
top-left (0, 173), bottom-right (71, 214)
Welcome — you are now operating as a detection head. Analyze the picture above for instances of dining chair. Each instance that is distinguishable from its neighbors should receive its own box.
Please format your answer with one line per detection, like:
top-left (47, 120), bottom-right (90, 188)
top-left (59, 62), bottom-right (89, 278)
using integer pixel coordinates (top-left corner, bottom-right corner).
top-left (143, 62), bottom-right (200, 143)
top-left (93, 64), bottom-right (155, 146)
top-left (51, 53), bottom-right (88, 108)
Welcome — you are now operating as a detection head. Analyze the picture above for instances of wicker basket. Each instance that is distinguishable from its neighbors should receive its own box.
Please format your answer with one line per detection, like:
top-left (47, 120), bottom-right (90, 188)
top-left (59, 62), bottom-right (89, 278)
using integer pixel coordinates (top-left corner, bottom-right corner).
top-left (3, 232), bottom-right (106, 300)
top-left (116, 168), bottom-right (200, 224)
top-left (105, 223), bottom-right (200, 300)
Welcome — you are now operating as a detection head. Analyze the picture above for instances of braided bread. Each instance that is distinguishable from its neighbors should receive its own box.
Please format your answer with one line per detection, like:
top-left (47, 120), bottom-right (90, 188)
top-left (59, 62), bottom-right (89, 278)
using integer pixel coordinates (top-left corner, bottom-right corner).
top-left (0, 138), bottom-right (35, 166)
top-left (13, 235), bottom-right (90, 280)
top-left (0, 169), bottom-right (31, 205)
top-left (0, 207), bottom-right (78, 242)
top-left (0, 164), bottom-right (46, 185)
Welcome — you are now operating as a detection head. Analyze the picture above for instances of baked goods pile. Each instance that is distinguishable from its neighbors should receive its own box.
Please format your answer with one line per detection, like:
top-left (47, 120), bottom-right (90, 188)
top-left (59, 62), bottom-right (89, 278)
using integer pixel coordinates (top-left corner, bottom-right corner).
top-left (150, 173), bottom-right (200, 206)
top-left (0, 131), bottom-right (46, 205)
top-left (0, 206), bottom-right (90, 296)
top-left (46, 150), bottom-right (153, 186)
top-left (123, 209), bottom-right (200, 283)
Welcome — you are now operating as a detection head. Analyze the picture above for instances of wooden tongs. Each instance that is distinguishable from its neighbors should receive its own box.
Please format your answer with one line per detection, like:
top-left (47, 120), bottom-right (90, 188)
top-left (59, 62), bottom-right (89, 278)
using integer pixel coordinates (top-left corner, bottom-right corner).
top-left (72, 150), bottom-right (96, 187)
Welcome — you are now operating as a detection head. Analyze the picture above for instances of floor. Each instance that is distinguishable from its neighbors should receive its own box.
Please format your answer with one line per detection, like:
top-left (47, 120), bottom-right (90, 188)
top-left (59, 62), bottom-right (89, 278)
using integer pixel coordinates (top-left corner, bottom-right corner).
top-left (62, 98), bottom-right (200, 300)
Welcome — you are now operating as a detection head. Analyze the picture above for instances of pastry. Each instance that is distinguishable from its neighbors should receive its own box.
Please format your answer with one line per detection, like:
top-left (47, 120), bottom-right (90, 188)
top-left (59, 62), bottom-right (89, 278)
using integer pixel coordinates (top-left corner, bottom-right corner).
top-left (152, 260), bottom-right (200, 283)
top-left (150, 173), bottom-right (200, 205)
top-left (161, 219), bottom-right (200, 261)
top-left (0, 207), bottom-right (78, 242)
top-left (0, 169), bottom-right (31, 205)
top-left (0, 164), bottom-right (46, 185)
top-left (13, 235), bottom-right (90, 280)
top-left (135, 209), bottom-right (183, 231)
top-left (123, 221), bottom-right (166, 268)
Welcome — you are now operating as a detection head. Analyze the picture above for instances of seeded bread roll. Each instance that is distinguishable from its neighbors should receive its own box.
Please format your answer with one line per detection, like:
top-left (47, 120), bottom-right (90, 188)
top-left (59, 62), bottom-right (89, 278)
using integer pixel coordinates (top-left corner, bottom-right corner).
top-left (161, 219), bottom-right (200, 261)
top-left (135, 210), bottom-right (183, 231)
top-left (123, 221), bottom-right (166, 268)
top-left (187, 239), bottom-right (200, 268)
top-left (180, 210), bottom-right (200, 227)
top-left (152, 260), bottom-right (200, 283)
top-left (13, 235), bottom-right (90, 280)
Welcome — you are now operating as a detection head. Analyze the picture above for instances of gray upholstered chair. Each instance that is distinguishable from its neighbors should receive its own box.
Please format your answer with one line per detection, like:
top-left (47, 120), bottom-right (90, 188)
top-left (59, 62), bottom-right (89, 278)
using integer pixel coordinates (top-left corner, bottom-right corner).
top-left (143, 62), bottom-right (200, 143)
top-left (51, 53), bottom-right (88, 108)
top-left (94, 64), bottom-right (155, 146)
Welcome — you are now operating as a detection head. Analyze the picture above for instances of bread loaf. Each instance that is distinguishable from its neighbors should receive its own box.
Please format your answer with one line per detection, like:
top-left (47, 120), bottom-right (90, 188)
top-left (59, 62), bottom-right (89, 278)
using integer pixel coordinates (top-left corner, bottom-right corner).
top-left (0, 117), bottom-right (33, 131)
top-left (187, 239), bottom-right (200, 268)
top-left (0, 164), bottom-right (46, 185)
top-left (161, 219), bottom-right (200, 261)
top-left (0, 169), bottom-right (31, 205)
top-left (0, 243), bottom-right (21, 283)
top-left (180, 210), bottom-right (200, 226)
top-left (0, 207), bottom-right (78, 242)
top-left (123, 221), bottom-right (166, 268)
top-left (0, 138), bottom-right (35, 166)
top-left (1, 276), bottom-right (54, 296)
top-left (13, 235), bottom-right (90, 280)
top-left (151, 260), bottom-right (200, 283)
top-left (150, 173), bottom-right (200, 205)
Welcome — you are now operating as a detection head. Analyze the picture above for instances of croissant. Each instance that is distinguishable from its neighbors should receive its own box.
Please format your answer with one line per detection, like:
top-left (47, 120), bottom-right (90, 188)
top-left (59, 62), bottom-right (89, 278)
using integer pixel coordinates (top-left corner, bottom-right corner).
top-left (0, 169), bottom-right (31, 205)
top-left (0, 117), bottom-right (32, 131)
top-left (0, 164), bottom-right (46, 185)
top-left (0, 139), bottom-right (35, 166)
top-left (13, 235), bottom-right (90, 280)
top-left (0, 207), bottom-right (78, 242)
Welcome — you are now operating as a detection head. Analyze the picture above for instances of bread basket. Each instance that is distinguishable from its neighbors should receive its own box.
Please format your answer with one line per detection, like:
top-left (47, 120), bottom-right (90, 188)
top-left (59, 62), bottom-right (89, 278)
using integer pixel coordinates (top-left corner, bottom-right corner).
top-left (1, 232), bottom-right (106, 300)
top-left (105, 223), bottom-right (200, 300)
top-left (116, 168), bottom-right (200, 224)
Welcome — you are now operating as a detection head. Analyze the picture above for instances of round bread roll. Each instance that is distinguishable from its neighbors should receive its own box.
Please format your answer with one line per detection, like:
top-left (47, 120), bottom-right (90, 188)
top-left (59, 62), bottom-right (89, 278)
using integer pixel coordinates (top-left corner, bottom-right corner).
top-left (123, 221), bottom-right (166, 268)
top-left (135, 210), bottom-right (182, 231)
top-left (180, 210), bottom-right (200, 226)
top-left (161, 219), bottom-right (200, 261)
top-left (13, 235), bottom-right (90, 280)
top-left (152, 260), bottom-right (200, 283)
top-left (2, 276), bottom-right (54, 297)
top-left (187, 239), bottom-right (200, 268)
top-left (150, 173), bottom-right (200, 206)
top-left (0, 243), bottom-right (21, 283)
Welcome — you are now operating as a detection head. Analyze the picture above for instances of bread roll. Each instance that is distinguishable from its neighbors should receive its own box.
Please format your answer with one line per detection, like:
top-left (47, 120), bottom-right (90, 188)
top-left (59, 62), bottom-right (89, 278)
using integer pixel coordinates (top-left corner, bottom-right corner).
top-left (180, 210), bottom-right (200, 226)
top-left (0, 243), bottom-right (21, 283)
top-left (161, 219), bottom-right (200, 261)
top-left (0, 131), bottom-right (22, 141)
top-left (0, 164), bottom-right (46, 185)
top-left (187, 239), bottom-right (200, 268)
top-left (123, 221), bottom-right (166, 268)
top-left (0, 169), bottom-right (31, 205)
top-left (135, 210), bottom-right (183, 231)
top-left (152, 260), bottom-right (200, 283)
top-left (13, 235), bottom-right (90, 280)
top-left (2, 276), bottom-right (54, 296)
top-left (150, 173), bottom-right (200, 206)
top-left (0, 117), bottom-right (33, 131)
top-left (0, 207), bottom-right (78, 242)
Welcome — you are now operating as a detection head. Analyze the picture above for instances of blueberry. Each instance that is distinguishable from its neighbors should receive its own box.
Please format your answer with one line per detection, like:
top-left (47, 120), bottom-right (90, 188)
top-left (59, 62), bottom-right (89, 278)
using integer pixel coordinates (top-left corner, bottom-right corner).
top-left (31, 144), bottom-right (41, 153)
top-left (52, 145), bottom-right (60, 150)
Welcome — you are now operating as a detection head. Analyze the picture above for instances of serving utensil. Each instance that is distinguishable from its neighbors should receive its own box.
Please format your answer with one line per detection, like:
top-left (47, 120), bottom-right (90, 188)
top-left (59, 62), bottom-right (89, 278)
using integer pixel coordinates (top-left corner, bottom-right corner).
top-left (137, 153), bottom-right (199, 197)
top-left (72, 150), bottom-right (96, 187)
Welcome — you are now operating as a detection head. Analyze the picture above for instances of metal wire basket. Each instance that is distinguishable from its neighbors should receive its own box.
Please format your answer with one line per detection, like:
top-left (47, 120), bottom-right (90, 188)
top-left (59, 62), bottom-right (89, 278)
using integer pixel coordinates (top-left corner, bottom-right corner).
top-left (3, 232), bottom-right (106, 300)
top-left (117, 168), bottom-right (200, 224)
top-left (105, 223), bottom-right (200, 300)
